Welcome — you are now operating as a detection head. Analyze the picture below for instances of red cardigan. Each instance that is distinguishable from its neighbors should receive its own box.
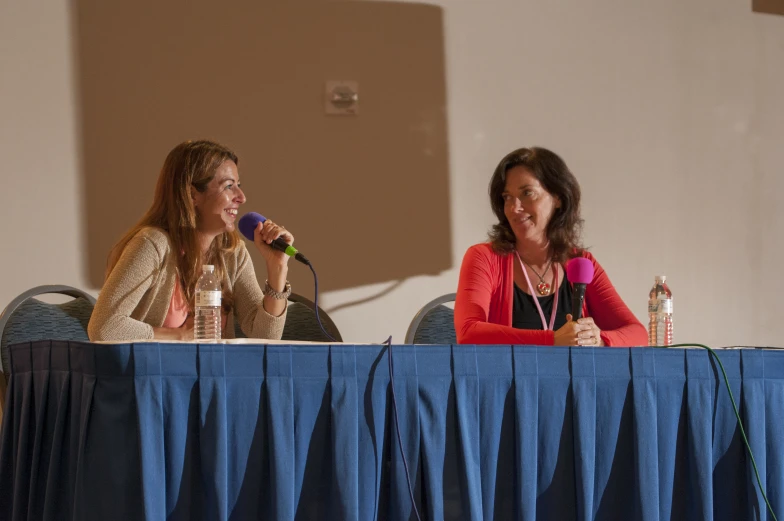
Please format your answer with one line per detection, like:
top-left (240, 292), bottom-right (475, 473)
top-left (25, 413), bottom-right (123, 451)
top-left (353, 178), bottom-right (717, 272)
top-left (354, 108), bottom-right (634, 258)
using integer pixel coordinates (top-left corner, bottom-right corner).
top-left (454, 243), bottom-right (648, 346)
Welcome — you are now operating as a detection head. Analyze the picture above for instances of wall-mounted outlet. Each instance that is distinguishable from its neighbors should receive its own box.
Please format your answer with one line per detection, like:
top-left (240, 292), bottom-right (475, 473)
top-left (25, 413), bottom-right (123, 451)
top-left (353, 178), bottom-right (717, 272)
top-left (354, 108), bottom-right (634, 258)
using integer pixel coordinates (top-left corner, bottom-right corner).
top-left (325, 80), bottom-right (359, 115)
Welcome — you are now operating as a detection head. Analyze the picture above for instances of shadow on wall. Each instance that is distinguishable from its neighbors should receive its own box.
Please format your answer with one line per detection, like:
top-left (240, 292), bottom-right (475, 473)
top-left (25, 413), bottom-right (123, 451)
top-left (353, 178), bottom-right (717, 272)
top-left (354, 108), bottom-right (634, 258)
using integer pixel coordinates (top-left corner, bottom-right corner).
top-left (74, 0), bottom-right (451, 293)
top-left (753, 0), bottom-right (784, 16)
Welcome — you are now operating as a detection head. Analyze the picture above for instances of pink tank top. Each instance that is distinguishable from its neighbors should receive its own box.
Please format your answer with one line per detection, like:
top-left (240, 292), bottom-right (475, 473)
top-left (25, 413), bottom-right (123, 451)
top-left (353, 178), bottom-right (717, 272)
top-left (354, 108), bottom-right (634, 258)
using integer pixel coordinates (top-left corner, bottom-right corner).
top-left (162, 278), bottom-right (189, 328)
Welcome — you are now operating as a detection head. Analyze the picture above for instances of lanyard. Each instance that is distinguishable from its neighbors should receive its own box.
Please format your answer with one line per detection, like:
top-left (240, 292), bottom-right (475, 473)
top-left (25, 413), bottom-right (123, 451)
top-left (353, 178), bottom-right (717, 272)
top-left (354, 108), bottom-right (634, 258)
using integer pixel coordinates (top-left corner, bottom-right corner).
top-left (515, 251), bottom-right (559, 331)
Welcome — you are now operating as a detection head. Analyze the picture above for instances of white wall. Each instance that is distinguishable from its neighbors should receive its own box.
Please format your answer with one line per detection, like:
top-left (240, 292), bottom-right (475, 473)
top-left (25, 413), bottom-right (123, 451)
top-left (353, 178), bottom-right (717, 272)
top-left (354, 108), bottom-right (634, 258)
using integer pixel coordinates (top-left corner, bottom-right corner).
top-left (2, 0), bottom-right (783, 347)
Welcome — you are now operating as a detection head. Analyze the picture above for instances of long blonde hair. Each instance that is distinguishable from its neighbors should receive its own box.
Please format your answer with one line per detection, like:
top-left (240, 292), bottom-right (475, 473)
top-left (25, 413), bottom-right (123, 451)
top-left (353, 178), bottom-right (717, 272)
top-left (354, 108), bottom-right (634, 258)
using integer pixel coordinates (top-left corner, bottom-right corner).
top-left (106, 140), bottom-right (241, 312)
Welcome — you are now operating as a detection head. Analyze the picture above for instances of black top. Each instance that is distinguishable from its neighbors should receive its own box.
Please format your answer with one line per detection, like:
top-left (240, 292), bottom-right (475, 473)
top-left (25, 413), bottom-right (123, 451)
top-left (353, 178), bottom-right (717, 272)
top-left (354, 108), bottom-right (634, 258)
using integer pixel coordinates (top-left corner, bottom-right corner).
top-left (512, 270), bottom-right (573, 331)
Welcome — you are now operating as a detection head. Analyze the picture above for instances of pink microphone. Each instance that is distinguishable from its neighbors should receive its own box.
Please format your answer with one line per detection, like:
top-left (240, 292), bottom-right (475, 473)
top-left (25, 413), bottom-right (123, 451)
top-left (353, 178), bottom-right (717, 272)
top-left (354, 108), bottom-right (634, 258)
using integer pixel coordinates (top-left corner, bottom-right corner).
top-left (565, 257), bottom-right (594, 320)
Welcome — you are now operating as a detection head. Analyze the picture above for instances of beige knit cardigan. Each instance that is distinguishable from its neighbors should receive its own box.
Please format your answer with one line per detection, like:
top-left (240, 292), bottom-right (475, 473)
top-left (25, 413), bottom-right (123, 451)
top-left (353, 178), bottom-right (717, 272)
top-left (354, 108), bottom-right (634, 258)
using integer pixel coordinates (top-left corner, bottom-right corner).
top-left (88, 227), bottom-right (286, 341)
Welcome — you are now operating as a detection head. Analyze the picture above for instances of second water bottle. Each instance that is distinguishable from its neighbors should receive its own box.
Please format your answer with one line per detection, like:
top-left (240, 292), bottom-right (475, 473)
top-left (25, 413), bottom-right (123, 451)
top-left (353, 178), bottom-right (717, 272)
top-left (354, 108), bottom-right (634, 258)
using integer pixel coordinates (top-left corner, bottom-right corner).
top-left (648, 275), bottom-right (673, 346)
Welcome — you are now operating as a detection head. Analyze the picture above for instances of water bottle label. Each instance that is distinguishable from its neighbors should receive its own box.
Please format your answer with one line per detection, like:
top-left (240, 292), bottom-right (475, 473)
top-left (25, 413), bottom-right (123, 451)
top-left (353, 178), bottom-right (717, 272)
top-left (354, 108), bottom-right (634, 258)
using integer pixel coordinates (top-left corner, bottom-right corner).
top-left (648, 298), bottom-right (659, 313)
top-left (657, 298), bottom-right (673, 313)
top-left (195, 290), bottom-right (221, 307)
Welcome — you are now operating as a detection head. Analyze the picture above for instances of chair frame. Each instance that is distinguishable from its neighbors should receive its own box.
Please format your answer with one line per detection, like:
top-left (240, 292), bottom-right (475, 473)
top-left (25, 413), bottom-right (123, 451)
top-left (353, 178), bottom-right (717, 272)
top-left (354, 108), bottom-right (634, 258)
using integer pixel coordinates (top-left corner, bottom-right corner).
top-left (0, 285), bottom-right (97, 372)
top-left (233, 292), bottom-right (343, 342)
top-left (404, 292), bottom-right (456, 344)
top-left (287, 292), bottom-right (343, 342)
top-left (0, 285), bottom-right (96, 424)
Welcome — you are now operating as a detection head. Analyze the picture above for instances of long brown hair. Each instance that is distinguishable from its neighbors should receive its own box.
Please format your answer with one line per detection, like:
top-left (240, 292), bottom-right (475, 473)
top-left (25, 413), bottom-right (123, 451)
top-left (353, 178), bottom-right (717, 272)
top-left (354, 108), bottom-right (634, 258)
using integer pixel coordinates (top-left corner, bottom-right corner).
top-left (488, 147), bottom-right (583, 263)
top-left (106, 140), bottom-right (241, 311)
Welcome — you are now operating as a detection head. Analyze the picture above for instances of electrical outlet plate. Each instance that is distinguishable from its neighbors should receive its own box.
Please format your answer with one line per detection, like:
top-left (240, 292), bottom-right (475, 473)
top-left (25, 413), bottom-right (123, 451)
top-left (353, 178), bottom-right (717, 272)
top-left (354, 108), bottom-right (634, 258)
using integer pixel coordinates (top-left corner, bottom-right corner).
top-left (325, 80), bottom-right (359, 115)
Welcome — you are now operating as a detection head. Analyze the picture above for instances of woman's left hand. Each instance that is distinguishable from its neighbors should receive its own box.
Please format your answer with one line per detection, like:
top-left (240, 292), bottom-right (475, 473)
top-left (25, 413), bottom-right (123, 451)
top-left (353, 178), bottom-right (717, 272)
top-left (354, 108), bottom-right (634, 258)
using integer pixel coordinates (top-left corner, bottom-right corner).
top-left (254, 219), bottom-right (294, 269)
top-left (575, 317), bottom-right (604, 346)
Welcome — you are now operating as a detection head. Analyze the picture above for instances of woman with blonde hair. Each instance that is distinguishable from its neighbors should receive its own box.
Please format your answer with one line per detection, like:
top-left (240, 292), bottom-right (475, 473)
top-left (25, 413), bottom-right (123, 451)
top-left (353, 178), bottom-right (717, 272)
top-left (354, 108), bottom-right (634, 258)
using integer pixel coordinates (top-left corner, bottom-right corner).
top-left (89, 140), bottom-right (293, 341)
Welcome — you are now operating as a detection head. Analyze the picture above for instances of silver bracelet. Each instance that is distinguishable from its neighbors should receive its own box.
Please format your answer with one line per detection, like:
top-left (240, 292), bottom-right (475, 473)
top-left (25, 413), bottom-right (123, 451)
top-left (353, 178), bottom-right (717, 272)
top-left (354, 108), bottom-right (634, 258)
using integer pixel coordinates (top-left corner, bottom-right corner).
top-left (264, 280), bottom-right (292, 300)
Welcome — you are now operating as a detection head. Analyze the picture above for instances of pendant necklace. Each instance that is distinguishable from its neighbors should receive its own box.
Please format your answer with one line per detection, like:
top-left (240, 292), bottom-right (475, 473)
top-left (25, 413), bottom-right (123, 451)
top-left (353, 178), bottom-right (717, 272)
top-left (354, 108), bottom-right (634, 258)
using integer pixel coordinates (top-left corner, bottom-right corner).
top-left (519, 256), bottom-right (553, 296)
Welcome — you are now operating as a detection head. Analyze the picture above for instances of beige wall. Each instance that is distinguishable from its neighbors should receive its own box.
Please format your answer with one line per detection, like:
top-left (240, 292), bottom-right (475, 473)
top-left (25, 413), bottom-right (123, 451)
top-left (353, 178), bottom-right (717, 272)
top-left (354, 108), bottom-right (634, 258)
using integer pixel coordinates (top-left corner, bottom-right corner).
top-left (2, 0), bottom-right (783, 346)
top-left (0, 2), bottom-right (87, 300)
top-left (73, 1), bottom-right (452, 295)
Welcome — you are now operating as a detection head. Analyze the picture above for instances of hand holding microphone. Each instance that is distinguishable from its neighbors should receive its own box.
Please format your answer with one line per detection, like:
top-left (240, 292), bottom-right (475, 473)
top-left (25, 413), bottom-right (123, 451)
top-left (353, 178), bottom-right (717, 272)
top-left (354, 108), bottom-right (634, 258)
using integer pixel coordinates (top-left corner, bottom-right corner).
top-left (238, 212), bottom-right (310, 265)
top-left (554, 258), bottom-right (604, 346)
top-left (574, 317), bottom-right (604, 346)
top-left (553, 315), bottom-right (593, 346)
top-left (255, 219), bottom-right (294, 267)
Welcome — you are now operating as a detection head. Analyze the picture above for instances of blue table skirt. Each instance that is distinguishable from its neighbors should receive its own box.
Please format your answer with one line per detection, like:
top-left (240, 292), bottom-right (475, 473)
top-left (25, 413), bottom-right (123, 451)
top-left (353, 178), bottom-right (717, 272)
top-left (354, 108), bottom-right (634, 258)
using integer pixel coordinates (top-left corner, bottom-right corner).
top-left (1, 341), bottom-right (782, 521)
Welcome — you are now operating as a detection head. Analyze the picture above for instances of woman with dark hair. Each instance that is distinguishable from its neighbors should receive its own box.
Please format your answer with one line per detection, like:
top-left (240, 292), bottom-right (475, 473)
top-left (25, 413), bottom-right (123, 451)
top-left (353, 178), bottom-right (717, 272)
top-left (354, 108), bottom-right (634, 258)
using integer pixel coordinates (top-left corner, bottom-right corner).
top-left (454, 147), bottom-right (646, 346)
top-left (88, 139), bottom-right (293, 341)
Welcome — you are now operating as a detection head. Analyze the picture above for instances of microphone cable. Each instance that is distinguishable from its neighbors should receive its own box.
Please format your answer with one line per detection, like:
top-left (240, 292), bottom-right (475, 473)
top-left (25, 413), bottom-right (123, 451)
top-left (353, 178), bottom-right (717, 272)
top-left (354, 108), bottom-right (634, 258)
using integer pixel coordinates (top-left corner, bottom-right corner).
top-left (302, 259), bottom-right (337, 343)
top-left (670, 343), bottom-right (777, 521)
top-left (304, 260), bottom-right (421, 519)
top-left (385, 335), bottom-right (422, 521)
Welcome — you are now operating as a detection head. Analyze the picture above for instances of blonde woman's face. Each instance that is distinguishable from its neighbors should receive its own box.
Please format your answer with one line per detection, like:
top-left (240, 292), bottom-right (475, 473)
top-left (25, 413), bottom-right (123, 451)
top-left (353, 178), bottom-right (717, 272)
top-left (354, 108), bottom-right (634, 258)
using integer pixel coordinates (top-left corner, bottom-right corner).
top-left (192, 160), bottom-right (246, 237)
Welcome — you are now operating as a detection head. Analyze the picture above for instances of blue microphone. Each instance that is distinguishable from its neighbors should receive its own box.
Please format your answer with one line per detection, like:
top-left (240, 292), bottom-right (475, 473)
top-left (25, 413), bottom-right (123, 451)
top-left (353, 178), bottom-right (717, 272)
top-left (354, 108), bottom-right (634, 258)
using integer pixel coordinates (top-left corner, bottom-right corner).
top-left (237, 212), bottom-right (310, 265)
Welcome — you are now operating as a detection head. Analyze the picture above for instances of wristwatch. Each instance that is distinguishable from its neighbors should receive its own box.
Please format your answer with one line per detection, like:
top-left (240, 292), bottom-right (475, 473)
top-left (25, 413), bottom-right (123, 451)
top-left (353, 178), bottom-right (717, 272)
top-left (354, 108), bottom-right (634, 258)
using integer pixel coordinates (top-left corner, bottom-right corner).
top-left (264, 280), bottom-right (292, 300)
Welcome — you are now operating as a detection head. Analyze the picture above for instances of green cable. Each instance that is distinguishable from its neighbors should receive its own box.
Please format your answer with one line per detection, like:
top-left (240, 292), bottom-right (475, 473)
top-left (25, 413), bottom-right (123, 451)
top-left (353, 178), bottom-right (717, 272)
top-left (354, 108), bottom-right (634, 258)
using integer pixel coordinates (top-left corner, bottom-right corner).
top-left (668, 343), bottom-right (777, 521)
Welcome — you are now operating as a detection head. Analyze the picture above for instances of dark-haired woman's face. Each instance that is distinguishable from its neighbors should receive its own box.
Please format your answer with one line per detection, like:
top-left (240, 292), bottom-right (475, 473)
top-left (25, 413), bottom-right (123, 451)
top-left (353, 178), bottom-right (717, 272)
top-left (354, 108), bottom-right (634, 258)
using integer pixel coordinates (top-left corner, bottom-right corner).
top-left (502, 166), bottom-right (560, 245)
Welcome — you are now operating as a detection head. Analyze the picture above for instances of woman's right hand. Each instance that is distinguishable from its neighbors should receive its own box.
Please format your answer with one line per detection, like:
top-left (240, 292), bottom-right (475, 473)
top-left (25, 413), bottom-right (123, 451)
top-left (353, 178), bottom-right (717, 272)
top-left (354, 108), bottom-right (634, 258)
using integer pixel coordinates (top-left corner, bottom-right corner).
top-left (253, 220), bottom-right (294, 269)
top-left (152, 315), bottom-right (194, 341)
top-left (178, 314), bottom-right (194, 340)
top-left (553, 314), bottom-right (592, 346)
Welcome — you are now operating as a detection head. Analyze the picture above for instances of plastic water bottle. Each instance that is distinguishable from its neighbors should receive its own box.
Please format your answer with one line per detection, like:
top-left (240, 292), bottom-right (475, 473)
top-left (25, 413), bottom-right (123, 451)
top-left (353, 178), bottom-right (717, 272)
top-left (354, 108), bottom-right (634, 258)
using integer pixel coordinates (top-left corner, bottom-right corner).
top-left (648, 275), bottom-right (673, 346)
top-left (194, 265), bottom-right (222, 341)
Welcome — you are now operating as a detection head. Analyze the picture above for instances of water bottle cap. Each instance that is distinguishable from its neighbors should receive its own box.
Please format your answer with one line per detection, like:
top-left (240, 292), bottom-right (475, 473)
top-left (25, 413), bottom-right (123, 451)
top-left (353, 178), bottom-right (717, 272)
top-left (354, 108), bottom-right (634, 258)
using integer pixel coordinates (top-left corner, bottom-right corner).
top-left (655, 275), bottom-right (666, 282)
top-left (202, 264), bottom-right (215, 273)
